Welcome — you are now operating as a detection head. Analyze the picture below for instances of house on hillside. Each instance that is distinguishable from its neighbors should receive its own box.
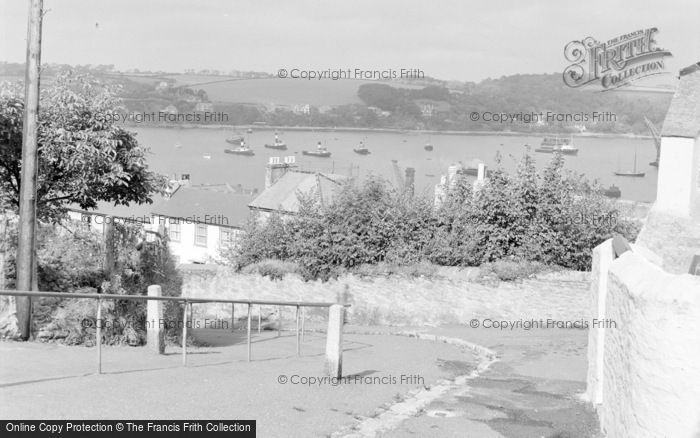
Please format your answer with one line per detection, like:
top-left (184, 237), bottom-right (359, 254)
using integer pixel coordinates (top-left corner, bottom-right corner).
top-left (249, 156), bottom-right (348, 219)
top-left (162, 104), bottom-right (178, 115)
top-left (195, 102), bottom-right (214, 113)
top-left (150, 184), bottom-right (254, 264)
top-left (155, 81), bottom-right (170, 91)
top-left (414, 99), bottom-right (451, 118)
top-left (292, 104), bottom-right (311, 115)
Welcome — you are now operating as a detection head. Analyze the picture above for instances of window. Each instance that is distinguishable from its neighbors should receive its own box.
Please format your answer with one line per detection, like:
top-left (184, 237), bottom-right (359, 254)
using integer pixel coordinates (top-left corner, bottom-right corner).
top-left (195, 223), bottom-right (208, 247)
top-left (219, 228), bottom-right (240, 248)
top-left (169, 222), bottom-right (181, 242)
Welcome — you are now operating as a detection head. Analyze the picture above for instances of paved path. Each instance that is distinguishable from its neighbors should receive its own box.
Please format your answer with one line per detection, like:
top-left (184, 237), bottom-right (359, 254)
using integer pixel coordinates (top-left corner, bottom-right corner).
top-left (0, 329), bottom-right (480, 438)
top-left (1, 323), bottom-right (600, 437)
top-left (368, 326), bottom-right (600, 438)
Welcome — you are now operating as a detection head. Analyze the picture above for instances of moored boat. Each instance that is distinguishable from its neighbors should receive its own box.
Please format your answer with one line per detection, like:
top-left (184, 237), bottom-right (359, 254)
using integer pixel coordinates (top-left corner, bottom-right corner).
top-left (224, 140), bottom-right (254, 156)
top-left (353, 141), bottom-right (370, 155)
top-left (264, 132), bottom-right (287, 150)
top-left (303, 141), bottom-right (331, 157)
top-left (602, 184), bottom-right (622, 198)
top-left (614, 150), bottom-right (644, 177)
top-left (224, 147), bottom-right (254, 156)
top-left (225, 136), bottom-right (244, 145)
top-left (302, 150), bottom-right (331, 157)
top-left (535, 136), bottom-right (578, 155)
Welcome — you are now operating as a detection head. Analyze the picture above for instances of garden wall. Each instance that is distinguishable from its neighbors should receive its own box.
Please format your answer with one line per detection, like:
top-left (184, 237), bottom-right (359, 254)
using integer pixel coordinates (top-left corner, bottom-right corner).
top-left (587, 241), bottom-right (700, 437)
top-left (180, 264), bottom-right (590, 326)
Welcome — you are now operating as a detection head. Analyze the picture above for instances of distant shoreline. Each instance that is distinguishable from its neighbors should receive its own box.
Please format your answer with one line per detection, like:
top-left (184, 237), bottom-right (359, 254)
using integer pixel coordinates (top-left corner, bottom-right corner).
top-left (122, 122), bottom-right (653, 140)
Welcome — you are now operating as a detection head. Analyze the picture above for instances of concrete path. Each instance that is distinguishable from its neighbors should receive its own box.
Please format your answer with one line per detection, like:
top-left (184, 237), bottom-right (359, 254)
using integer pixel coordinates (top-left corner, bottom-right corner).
top-left (0, 323), bottom-right (600, 437)
top-left (371, 326), bottom-right (600, 438)
top-left (0, 328), bottom-right (480, 438)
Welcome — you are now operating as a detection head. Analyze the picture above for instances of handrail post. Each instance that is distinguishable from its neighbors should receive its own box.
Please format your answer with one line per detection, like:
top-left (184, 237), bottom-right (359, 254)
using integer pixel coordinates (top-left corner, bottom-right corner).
top-left (257, 306), bottom-right (261, 334)
top-left (247, 303), bottom-right (252, 362)
top-left (231, 303), bottom-right (235, 332)
top-left (147, 285), bottom-right (165, 354)
top-left (182, 300), bottom-right (188, 367)
top-left (277, 306), bottom-right (282, 337)
top-left (96, 297), bottom-right (102, 374)
top-left (325, 304), bottom-right (345, 379)
top-left (301, 307), bottom-right (305, 343)
top-left (296, 305), bottom-right (300, 356)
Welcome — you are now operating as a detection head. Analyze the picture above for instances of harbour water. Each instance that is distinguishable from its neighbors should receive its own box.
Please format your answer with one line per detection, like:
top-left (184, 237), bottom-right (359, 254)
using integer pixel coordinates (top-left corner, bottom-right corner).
top-left (133, 127), bottom-right (659, 202)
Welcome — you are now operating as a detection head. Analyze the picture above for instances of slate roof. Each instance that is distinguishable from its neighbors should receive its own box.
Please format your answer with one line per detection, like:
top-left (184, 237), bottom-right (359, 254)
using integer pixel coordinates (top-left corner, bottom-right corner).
top-left (150, 184), bottom-right (253, 228)
top-left (661, 62), bottom-right (700, 138)
top-left (249, 171), bottom-right (348, 213)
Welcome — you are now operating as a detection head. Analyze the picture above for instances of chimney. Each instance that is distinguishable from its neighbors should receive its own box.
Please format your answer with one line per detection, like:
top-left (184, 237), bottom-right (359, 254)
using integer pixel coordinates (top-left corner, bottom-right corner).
top-left (265, 156), bottom-right (297, 189)
top-left (473, 163), bottom-right (487, 192)
top-left (477, 163), bottom-right (486, 181)
top-left (447, 164), bottom-right (460, 188)
top-left (404, 167), bottom-right (415, 196)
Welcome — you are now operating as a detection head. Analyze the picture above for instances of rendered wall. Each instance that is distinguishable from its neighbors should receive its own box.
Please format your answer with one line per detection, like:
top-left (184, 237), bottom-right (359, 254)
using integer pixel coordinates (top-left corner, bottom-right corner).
top-left (655, 137), bottom-right (696, 217)
top-left (593, 251), bottom-right (700, 437)
top-left (180, 266), bottom-right (590, 326)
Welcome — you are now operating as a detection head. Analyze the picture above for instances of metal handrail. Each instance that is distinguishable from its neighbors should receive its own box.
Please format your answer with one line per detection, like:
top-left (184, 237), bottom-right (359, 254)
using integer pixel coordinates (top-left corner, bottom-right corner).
top-left (0, 288), bottom-right (349, 374)
top-left (0, 290), bottom-right (349, 308)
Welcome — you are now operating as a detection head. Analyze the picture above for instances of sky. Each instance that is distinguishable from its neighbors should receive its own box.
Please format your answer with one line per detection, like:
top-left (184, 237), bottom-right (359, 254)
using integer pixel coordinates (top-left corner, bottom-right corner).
top-left (1, 0), bottom-right (699, 82)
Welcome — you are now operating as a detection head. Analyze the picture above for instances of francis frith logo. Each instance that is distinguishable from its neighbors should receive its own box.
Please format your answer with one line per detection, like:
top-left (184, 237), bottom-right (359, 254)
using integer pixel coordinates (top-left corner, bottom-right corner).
top-left (563, 28), bottom-right (672, 90)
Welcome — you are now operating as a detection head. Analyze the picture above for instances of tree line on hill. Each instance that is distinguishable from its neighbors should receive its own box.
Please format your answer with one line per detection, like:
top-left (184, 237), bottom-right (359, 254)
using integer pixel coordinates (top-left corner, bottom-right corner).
top-left (0, 63), bottom-right (672, 134)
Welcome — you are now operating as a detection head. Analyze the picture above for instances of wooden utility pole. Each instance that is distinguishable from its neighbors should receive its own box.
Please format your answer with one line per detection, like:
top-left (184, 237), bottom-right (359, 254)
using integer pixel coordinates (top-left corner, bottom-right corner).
top-left (15, 0), bottom-right (44, 341)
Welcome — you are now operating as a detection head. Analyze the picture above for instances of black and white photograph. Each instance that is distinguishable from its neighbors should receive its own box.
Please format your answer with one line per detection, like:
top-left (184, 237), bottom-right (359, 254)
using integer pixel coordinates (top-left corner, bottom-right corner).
top-left (1, 1), bottom-right (699, 437)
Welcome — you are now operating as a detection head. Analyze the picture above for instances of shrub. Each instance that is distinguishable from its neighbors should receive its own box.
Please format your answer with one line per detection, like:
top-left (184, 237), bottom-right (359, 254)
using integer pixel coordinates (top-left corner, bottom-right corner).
top-left (2, 218), bottom-right (182, 345)
top-left (226, 151), bottom-right (635, 279)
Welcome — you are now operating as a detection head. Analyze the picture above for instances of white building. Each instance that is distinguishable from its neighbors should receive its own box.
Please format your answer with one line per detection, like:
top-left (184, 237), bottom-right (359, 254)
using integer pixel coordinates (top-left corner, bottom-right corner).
top-left (149, 184), bottom-right (253, 264)
top-left (67, 183), bottom-right (255, 265)
top-left (655, 61), bottom-right (700, 218)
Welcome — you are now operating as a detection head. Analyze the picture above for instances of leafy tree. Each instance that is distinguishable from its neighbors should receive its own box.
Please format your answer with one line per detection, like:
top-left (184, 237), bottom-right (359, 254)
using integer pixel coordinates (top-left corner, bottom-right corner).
top-left (0, 71), bottom-right (167, 222)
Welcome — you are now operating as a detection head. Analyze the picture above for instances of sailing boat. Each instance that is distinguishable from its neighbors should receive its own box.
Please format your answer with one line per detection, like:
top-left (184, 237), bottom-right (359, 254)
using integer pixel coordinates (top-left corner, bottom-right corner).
top-left (614, 148), bottom-right (645, 177)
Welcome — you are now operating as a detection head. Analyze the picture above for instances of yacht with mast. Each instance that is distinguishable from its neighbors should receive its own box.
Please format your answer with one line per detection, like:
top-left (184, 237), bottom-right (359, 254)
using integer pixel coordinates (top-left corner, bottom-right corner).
top-left (614, 148), bottom-right (645, 177)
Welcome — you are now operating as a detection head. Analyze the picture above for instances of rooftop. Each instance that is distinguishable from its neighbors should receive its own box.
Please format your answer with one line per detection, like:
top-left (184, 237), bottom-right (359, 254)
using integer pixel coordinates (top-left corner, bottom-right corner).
top-left (151, 184), bottom-right (253, 228)
top-left (249, 171), bottom-right (348, 213)
top-left (661, 62), bottom-right (700, 138)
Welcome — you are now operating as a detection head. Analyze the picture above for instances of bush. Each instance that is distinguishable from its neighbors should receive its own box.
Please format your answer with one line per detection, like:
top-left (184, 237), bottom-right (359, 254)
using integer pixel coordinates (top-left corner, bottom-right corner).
top-left (226, 151), bottom-right (636, 279)
top-left (1, 218), bottom-right (182, 345)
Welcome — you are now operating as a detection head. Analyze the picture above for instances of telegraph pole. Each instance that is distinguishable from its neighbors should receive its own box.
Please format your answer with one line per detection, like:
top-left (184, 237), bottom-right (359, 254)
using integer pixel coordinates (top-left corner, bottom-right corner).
top-left (16, 0), bottom-right (44, 340)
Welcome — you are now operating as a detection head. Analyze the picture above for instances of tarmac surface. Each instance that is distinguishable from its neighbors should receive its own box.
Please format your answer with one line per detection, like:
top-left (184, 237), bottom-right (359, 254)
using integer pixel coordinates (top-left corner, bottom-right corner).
top-left (0, 324), bottom-right (599, 437)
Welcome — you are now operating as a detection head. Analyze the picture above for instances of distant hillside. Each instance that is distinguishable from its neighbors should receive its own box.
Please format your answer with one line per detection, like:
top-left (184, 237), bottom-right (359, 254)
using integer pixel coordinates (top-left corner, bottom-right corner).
top-left (0, 63), bottom-right (674, 134)
top-left (355, 73), bottom-right (674, 134)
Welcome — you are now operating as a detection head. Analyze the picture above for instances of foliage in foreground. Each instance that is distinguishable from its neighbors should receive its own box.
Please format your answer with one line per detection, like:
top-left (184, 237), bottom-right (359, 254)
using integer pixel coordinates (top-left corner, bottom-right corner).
top-left (224, 152), bottom-right (639, 280)
top-left (1, 218), bottom-right (183, 345)
top-left (0, 71), bottom-right (167, 222)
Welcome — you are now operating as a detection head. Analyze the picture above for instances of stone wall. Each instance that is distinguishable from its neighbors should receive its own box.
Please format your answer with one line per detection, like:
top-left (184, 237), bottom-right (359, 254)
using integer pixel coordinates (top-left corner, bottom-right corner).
top-left (587, 241), bottom-right (700, 437)
top-left (180, 265), bottom-right (591, 326)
